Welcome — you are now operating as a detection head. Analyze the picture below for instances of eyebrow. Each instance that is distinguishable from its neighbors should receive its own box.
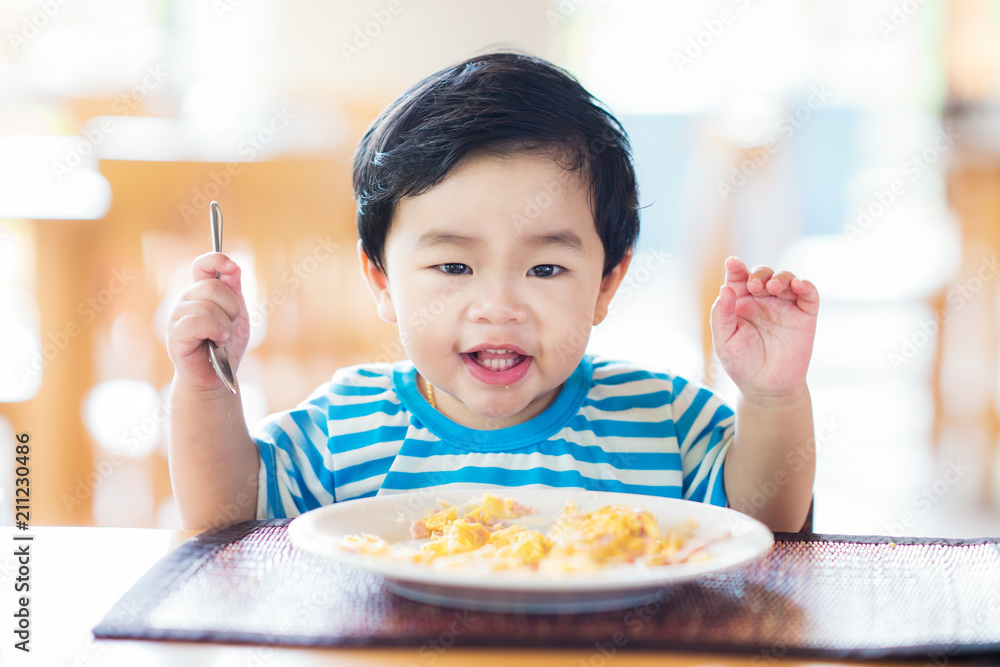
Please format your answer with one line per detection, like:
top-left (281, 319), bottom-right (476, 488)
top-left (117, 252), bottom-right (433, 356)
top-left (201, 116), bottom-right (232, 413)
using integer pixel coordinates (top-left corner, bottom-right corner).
top-left (413, 229), bottom-right (586, 255)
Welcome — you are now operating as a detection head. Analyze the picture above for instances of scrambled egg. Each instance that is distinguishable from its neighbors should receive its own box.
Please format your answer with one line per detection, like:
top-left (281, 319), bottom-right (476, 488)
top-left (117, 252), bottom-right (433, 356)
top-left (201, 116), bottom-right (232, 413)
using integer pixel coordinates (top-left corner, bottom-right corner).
top-left (339, 492), bottom-right (706, 572)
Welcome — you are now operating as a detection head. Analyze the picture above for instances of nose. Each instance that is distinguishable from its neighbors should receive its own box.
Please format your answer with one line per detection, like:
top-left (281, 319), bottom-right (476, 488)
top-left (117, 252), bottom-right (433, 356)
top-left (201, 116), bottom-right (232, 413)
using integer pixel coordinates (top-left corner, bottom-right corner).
top-left (466, 279), bottom-right (528, 325)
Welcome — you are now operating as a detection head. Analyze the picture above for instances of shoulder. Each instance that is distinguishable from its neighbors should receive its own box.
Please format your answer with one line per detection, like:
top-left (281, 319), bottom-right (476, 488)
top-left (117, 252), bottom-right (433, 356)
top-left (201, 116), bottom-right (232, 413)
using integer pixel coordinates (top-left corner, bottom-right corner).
top-left (272, 361), bottom-right (409, 417)
top-left (326, 361), bottom-right (399, 394)
top-left (586, 355), bottom-right (686, 396)
top-left (583, 355), bottom-right (728, 410)
top-left (252, 361), bottom-right (411, 439)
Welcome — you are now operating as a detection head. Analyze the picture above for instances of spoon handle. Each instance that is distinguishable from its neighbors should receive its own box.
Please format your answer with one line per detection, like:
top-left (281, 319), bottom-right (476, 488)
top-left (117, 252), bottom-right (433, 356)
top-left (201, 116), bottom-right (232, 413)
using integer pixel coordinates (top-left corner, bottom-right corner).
top-left (207, 200), bottom-right (237, 394)
top-left (210, 201), bottom-right (223, 276)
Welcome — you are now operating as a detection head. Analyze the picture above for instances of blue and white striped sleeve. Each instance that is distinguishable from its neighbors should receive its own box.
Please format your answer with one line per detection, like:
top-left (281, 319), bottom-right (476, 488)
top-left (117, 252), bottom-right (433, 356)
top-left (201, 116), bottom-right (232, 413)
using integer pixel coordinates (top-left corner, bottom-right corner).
top-left (253, 385), bottom-right (337, 519)
top-left (670, 376), bottom-right (735, 507)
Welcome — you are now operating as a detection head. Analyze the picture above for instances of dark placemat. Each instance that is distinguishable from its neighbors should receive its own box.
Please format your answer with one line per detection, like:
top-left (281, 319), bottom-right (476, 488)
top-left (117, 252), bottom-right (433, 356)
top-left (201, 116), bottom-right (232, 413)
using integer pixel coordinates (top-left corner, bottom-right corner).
top-left (93, 520), bottom-right (1000, 660)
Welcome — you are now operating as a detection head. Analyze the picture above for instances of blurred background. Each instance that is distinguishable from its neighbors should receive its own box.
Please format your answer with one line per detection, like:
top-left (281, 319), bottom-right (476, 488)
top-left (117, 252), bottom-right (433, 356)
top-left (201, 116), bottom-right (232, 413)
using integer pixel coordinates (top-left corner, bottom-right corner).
top-left (0, 0), bottom-right (998, 536)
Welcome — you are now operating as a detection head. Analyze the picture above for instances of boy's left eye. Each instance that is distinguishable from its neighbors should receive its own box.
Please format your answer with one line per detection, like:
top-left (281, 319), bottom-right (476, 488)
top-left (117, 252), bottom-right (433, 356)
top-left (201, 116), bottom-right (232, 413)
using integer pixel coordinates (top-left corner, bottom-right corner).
top-left (528, 265), bottom-right (565, 278)
top-left (435, 263), bottom-right (471, 275)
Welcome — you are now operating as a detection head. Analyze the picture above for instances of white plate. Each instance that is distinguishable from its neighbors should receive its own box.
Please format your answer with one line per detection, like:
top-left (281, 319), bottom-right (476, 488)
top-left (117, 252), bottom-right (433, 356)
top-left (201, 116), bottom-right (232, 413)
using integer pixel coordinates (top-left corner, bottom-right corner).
top-left (288, 488), bottom-right (773, 614)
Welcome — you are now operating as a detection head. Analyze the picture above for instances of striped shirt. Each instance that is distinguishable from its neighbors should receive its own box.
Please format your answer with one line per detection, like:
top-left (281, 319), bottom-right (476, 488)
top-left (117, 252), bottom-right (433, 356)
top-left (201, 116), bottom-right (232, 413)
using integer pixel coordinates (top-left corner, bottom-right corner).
top-left (253, 355), bottom-right (734, 518)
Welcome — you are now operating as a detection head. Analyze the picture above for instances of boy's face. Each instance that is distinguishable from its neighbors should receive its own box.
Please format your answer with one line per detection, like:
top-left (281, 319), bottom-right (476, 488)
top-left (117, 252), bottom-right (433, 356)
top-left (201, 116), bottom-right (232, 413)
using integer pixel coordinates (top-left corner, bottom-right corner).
top-left (360, 151), bottom-right (632, 430)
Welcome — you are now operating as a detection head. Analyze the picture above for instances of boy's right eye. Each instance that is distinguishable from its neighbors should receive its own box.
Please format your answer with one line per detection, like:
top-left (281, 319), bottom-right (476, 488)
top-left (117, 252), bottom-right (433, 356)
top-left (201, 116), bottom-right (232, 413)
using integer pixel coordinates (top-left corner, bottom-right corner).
top-left (435, 263), bottom-right (471, 275)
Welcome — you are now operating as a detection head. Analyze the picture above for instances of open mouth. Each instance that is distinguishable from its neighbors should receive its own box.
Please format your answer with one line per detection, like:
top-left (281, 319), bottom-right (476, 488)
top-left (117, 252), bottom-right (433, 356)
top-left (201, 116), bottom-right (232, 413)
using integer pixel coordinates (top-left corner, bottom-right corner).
top-left (469, 349), bottom-right (528, 371)
top-left (461, 347), bottom-right (533, 385)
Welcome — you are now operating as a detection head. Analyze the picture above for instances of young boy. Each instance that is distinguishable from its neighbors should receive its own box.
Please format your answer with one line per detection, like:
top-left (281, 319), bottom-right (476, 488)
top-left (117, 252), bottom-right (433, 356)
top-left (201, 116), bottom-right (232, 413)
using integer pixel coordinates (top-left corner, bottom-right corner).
top-left (166, 52), bottom-right (819, 533)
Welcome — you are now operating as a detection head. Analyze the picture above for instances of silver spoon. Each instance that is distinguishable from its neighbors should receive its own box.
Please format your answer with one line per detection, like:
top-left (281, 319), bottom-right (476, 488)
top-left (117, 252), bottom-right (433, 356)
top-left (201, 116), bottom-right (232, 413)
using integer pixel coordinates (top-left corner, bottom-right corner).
top-left (208, 201), bottom-right (237, 394)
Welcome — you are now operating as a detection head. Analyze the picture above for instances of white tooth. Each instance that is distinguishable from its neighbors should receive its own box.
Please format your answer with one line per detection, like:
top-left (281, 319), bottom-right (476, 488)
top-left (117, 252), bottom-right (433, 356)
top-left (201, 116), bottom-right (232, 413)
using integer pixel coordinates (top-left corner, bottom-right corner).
top-left (480, 355), bottom-right (519, 371)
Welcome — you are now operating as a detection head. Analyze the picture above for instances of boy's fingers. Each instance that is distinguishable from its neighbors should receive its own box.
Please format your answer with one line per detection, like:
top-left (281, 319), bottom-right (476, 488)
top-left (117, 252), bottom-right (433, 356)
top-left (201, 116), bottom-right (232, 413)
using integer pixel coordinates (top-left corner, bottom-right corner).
top-left (710, 284), bottom-right (738, 341)
top-left (192, 252), bottom-right (238, 282)
top-left (765, 270), bottom-right (798, 299)
top-left (195, 253), bottom-right (248, 317)
top-left (723, 256), bottom-right (751, 296)
top-left (791, 278), bottom-right (820, 315)
top-left (171, 311), bottom-right (232, 350)
top-left (747, 266), bottom-right (775, 294)
top-left (180, 279), bottom-right (243, 321)
top-left (176, 299), bottom-right (235, 334)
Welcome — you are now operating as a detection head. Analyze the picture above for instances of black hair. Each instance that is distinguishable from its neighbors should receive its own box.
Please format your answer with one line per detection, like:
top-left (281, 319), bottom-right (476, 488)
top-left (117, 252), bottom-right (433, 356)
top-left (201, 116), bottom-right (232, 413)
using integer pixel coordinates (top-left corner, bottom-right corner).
top-left (352, 51), bottom-right (639, 277)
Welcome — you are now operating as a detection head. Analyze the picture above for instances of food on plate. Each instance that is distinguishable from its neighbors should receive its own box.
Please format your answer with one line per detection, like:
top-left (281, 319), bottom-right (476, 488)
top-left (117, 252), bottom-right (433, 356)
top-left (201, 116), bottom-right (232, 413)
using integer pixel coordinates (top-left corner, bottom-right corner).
top-left (338, 492), bottom-right (717, 572)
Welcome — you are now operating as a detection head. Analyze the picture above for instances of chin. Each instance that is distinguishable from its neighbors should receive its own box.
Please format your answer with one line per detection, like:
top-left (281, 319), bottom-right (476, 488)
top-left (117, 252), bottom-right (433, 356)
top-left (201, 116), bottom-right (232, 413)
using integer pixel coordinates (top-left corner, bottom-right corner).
top-left (467, 399), bottom-right (527, 423)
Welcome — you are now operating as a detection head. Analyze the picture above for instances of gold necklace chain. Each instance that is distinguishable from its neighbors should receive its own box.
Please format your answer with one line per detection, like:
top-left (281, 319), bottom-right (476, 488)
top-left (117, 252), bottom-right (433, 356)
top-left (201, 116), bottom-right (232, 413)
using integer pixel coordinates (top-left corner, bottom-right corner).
top-left (423, 376), bottom-right (435, 409)
top-left (421, 378), bottom-right (512, 410)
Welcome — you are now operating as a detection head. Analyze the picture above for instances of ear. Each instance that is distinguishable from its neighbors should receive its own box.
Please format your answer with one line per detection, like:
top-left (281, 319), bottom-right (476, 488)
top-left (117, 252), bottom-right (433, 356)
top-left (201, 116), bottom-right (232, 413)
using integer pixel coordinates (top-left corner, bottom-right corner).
top-left (593, 246), bottom-right (634, 325)
top-left (357, 239), bottom-right (398, 324)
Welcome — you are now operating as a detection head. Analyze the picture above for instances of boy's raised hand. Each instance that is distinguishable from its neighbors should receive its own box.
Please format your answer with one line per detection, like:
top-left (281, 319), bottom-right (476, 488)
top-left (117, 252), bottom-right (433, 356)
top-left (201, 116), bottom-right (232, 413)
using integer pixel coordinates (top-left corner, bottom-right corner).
top-left (710, 256), bottom-right (819, 403)
top-left (166, 252), bottom-right (251, 391)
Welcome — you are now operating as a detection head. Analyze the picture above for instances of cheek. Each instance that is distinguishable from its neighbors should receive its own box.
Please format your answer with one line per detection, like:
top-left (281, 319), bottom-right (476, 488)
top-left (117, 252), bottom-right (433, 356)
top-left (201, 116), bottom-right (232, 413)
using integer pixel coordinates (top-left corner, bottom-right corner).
top-left (539, 281), bottom-right (599, 318)
top-left (535, 283), bottom-right (599, 357)
top-left (399, 289), bottom-right (461, 338)
top-left (538, 302), bottom-right (593, 345)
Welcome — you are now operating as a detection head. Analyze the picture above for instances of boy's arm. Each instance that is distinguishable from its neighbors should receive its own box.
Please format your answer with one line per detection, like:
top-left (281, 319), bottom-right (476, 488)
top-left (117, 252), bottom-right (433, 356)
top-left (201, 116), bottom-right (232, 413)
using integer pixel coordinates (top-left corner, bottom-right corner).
top-left (710, 256), bottom-right (820, 532)
top-left (725, 386), bottom-right (815, 531)
top-left (166, 252), bottom-right (258, 530)
top-left (168, 381), bottom-right (259, 529)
